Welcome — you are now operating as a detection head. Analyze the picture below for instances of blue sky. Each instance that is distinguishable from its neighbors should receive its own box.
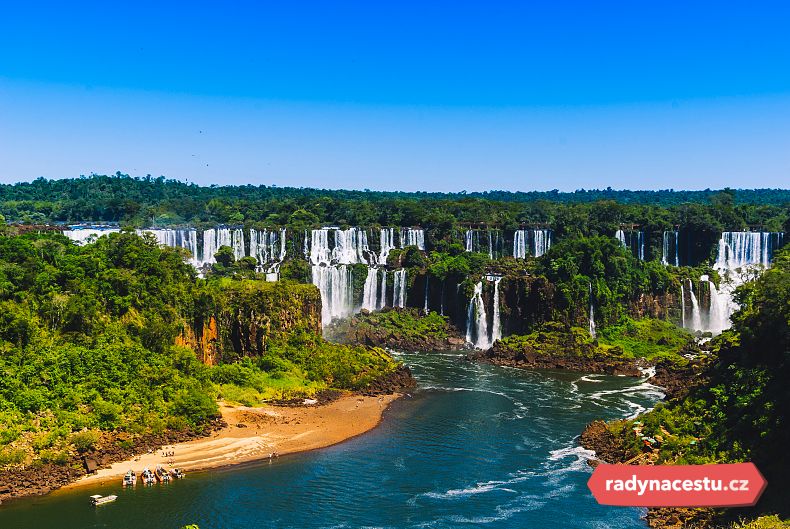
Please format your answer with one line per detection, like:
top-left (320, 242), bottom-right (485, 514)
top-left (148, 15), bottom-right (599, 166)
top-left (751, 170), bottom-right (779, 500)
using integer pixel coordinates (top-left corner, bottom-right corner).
top-left (1, 1), bottom-right (789, 191)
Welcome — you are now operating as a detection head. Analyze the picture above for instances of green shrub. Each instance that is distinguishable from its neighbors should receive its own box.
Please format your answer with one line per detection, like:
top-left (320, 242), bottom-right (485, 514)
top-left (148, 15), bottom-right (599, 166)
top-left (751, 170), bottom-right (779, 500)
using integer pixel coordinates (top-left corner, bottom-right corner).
top-left (71, 430), bottom-right (100, 453)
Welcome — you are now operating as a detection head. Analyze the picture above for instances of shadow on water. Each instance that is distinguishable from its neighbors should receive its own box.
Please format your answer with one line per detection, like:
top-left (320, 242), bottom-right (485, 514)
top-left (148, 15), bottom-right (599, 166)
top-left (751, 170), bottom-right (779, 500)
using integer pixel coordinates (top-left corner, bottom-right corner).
top-left (0, 351), bottom-right (659, 529)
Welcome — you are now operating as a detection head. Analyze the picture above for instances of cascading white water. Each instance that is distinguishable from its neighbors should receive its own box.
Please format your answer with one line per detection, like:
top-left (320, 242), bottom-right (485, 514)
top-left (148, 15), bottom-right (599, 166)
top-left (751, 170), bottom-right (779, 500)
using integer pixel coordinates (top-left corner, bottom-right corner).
top-left (361, 267), bottom-right (379, 312)
top-left (487, 231), bottom-right (495, 259)
top-left (706, 279), bottom-right (726, 335)
top-left (464, 229), bottom-right (476, 252)
top-left (687, 279), bottom-right (703, 332)
top-left (63, 226), bottom-right (121, 245)
top-left (513, 229), bottom-right (552, 258)
top-left (465, 229), bottom-right (499, 259)
top-left (706, 231), bottom-right (785, 334)
top-left (200, 228), bottom-right (245, 265)
top-left (662, 230), bottom-right (680, 266)
top-left (466, 281), bottom-right (490, 349)
top-left (615, 229), bottom-right (627, 248)
top-left (378, 269), bottom-right (388, 310)
top-left (616, 230), bottom-right (644, 260)
top-left (393, 269), bottom-right (407, 308)
top-left (680, 280), bottom-right (686, 328)
top-left (588, 283), bottom-right (596, 339)
top-left (400, 228), bottom-right (425, 250)
top-left (379, 228), bottom-right (395, 264)
top-left (249, 228), bottom-right (287, 268)
top-left (491, 276), bottom-right (502, 343)
top-left (309, 227), bottom-right (372, 325)
top-left (136, 228), bottom-right (200, 265)
top-left (423, 277), bottom-right (429, 313)
top-left (636, 230), bottom-right (645, 261)
top-left (312, 264), bottom-right (354, 323)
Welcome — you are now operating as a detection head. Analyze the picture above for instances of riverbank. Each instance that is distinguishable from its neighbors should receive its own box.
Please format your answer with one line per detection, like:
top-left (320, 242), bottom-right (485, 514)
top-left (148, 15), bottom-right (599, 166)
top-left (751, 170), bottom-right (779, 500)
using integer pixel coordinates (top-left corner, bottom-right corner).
top-left (61, 393), bottom-right (399, 492)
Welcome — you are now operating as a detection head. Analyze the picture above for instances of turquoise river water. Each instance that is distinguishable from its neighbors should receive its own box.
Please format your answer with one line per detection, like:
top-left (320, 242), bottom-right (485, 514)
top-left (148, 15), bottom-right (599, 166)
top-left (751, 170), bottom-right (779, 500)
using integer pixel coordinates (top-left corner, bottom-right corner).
top-left (0, 350), bottom-right (663, 529)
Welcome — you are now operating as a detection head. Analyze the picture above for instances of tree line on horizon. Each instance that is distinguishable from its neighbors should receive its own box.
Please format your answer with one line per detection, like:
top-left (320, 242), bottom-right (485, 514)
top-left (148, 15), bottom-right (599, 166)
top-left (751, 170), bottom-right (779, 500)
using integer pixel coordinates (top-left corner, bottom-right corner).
top-left (0, 174), bottom-right (788, 236)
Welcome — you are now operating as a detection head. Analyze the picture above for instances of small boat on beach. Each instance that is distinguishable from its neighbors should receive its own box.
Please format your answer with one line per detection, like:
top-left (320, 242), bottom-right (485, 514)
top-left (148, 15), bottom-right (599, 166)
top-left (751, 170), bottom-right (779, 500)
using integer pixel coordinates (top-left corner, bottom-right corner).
top-left (90, 494), bottom-right (118, 506)
top-left (155, 465), bottom-right (171, 483)
top-left (141, 467), bottom-right (156, 485)
top-left (170, 468), bottom-right (185, 479)
top-left (122, 470), bottom-right (136, 486)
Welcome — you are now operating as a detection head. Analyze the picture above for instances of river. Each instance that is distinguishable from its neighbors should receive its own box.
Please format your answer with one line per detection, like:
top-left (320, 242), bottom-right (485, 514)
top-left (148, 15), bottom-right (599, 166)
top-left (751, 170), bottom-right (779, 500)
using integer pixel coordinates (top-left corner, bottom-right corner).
top-left (0, 351), bottom-right (663, 529)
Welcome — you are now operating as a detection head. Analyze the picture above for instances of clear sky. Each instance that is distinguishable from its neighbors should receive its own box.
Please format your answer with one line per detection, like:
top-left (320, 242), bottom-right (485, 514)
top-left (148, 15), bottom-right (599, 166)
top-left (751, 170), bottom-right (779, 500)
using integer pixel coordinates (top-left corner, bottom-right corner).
top-left (1, 1), bottom-right (789, 191)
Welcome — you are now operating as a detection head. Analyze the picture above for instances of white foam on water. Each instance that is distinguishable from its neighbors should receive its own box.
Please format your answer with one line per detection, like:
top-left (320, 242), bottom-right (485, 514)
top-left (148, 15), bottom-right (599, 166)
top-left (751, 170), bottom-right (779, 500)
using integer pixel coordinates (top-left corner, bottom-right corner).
top-left (547, 445), bottom-right (596, 474)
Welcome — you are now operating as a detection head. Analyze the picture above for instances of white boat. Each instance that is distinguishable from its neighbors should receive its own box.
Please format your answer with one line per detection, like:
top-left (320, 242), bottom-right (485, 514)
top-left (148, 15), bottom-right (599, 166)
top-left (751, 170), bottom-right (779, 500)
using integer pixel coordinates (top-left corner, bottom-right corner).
top-left (170, 468), bottom-right (185, 479)
top-left (90, 494), bottom-right (118, 506)
top-left (122, 470), bottom-right (136, 486)
top-left (155, 465), bottom-right (171, 483)
top-left (141, 467), bottom-right (156, 485)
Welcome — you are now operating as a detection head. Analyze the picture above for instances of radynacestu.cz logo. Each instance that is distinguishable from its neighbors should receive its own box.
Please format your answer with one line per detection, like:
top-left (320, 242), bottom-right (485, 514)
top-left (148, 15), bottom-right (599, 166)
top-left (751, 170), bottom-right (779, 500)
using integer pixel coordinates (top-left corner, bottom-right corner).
top-left (588, 463), bottom-right (766, 507)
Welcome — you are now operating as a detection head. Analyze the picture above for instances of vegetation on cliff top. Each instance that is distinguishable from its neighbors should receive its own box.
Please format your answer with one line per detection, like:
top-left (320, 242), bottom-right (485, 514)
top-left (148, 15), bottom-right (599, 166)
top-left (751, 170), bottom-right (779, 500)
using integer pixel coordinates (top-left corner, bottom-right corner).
top-left (327, 308), bottom-right (459, 350)
top-left (493, 317), bottom-right (694, 365)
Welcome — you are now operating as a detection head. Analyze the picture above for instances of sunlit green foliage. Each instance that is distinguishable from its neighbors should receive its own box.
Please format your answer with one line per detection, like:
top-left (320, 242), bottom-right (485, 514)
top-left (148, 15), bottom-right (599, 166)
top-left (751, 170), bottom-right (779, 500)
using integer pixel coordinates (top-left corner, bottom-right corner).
top-left (0, 232), bottom-right (399, 467)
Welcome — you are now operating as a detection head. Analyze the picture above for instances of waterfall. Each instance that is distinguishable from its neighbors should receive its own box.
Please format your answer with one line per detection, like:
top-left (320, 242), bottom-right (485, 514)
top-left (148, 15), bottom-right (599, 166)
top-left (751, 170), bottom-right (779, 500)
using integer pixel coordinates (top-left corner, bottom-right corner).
top-left (687, 279), bottom-right (703, 332)
top-left (249, 228), bottom-right (287, 274)
top-left (534, 229), bottom-right (551, 257)
top-left (309, 227), bottom-right (371, 324)
top-left (393, 269), bottom-right (407, 308)
top-left (680, 281), bottom-right (686, 328)
top-left (464, 229), bottom-right (475, 252)
top-left (663, 230), bottom-right (680, 266)
top-left (708, 231), bottom-right (785, 334)
top-left (513, 229), bottom-right (552, 258)
top-left (379, 228), bottom-right (396, 264)
top-left (487, 231), bottom-right (494, 259)
top-left (423, 277), bottom-right (429, 313)
top-left (200, 228), bottom-right (245, 265)
top-left (715, 231), bottom-right (779, 270)
top-left (440, 280), bottom-right (445, 315)
top-left (312, 264), bottom-right (354, 324)
top-left (706, 279), bottom-right (726, 335)
top-left (64, 226), bottom-right (120, 245)
top-left (135, 228), bottom-right (199, 265)
top-left (638, 231), bottom-right (645, 260)
top-left (361, 267), bottom-right (379, 312)
top-left (616, 229), bottom-right (645, 260)
top-left (466, 281), bottom-right (490, 349)
top-left (588, 283), bottom-right (596, 339)
top-left (615, 229), bottom-right (626, 248)
top-left (491, 276), bottom-right (502, 343)
top-left (400, 228), bottom-right (425, 250)
top-left (378, 269), bottom-right (388, 310)
top-left (514, 230), bottom-right (527, 258)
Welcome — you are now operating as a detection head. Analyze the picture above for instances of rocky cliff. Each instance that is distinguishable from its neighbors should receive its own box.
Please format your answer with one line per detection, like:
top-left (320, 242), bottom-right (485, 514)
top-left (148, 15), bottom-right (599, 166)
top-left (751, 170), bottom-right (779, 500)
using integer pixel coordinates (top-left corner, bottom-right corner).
top-left (177, 281), bottom-right (322, 364)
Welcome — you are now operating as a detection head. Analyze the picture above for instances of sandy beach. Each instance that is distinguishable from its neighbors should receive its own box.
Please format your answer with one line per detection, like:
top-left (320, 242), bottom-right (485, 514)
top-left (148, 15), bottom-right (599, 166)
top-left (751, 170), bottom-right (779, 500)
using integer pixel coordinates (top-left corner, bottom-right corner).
top-left (63, 393), bottom-right (399, 491)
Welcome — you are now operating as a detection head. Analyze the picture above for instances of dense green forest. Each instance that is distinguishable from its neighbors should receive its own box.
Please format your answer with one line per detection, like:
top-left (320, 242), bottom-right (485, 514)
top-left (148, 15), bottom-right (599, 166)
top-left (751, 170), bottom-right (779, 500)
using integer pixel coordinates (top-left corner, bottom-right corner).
top-left (0, 232), bottom-right (399, 467)
top-left (1, 175), bottom-right (789, 236)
